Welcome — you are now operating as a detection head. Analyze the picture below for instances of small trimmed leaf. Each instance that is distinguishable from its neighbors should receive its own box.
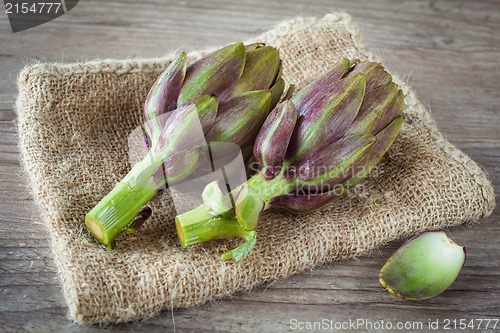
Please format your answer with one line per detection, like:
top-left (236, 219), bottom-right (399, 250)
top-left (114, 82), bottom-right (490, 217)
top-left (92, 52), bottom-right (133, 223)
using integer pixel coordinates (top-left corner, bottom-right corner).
top-left (379, 231), bottom-right (466, 300)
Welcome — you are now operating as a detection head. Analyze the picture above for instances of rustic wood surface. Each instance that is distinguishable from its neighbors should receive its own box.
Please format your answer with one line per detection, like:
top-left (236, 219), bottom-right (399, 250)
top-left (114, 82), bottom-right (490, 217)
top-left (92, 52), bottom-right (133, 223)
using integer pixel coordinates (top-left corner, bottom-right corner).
top-left (1, 0), bottom-right (499, 332)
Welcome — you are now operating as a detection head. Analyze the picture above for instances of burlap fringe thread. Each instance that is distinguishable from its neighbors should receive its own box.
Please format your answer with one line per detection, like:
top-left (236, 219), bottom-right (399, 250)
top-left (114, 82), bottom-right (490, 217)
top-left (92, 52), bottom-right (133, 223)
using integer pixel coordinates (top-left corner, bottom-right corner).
top-left (16, 12), bottom-right (495, 324)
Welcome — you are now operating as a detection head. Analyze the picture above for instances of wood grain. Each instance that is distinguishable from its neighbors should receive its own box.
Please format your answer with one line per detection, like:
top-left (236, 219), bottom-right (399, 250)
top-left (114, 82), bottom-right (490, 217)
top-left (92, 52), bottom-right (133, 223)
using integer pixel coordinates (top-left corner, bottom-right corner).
top-left (1, 0), bottom-right (499, 331)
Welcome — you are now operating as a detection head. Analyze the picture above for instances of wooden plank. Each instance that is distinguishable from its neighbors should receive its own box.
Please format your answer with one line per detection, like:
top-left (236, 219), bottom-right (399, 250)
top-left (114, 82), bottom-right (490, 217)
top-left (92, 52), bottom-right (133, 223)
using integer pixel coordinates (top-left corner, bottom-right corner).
top-left (0, 0), bottom-right (498, 331)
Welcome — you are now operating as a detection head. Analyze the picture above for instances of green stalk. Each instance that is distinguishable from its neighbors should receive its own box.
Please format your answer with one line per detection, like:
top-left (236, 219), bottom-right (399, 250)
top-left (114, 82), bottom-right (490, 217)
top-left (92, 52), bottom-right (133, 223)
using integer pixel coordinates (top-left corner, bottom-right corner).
top-left (176, 213), bottom-right (256, 261)
top-left (175, 167), bottom-right (293, 259)
top-left (85, 157), bottom-right (163, 247)
top-left (246, 169), bottom-right (295, 206)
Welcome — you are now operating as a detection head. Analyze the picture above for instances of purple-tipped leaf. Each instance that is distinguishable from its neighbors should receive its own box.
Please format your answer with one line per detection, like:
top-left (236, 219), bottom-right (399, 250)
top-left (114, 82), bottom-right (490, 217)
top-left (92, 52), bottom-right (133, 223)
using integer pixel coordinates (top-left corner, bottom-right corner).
top-left (144, 52), bottom-right (187, 120)
top-left (325, 115), bottom-right (403, 188)
top-left (346, 82), bottom-right (403, 136)
top-left (344, 61), bottom-right (392, 93)
top-left (230, 46), bottom-right (280, 98)
top-left (155, 95), bottom-right (218, 156)
top-left (177, 43), bottom-right (245, 105)
top-left (144, 53), bottom-right (187, 139)
top-left (343, 116), bottom-right (403, 188)
top-left (206, 90), bottom-right (271, 148)
top-left (162, 147), bottom-right (201, 185)
top-left (286, 73), bottom-right (366, 162)
top-left (253, 100), bottom-right (297, 179)
top-left (291, 58), bottom-right (351, 116)
top-left (292, 133), bottom-right (375, 185)
top-left (382, 89), bottom-right (405, 130)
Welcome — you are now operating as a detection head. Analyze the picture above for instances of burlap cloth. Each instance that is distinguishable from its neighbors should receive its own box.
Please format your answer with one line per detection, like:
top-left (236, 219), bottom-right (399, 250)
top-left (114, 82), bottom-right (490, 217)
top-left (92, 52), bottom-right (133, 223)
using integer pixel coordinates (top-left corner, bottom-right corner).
top-left (16, 13), bottom-right (495, 324)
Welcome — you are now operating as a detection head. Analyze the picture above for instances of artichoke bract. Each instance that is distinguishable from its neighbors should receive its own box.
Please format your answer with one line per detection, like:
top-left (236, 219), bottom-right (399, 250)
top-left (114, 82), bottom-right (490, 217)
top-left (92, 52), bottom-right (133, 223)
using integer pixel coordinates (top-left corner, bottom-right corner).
top-left (175, 58), bottom-right (405, 260)
top-left (379, 231), bottom-right (466, 300)
top-left (86, 42), bottom-right (284, 248)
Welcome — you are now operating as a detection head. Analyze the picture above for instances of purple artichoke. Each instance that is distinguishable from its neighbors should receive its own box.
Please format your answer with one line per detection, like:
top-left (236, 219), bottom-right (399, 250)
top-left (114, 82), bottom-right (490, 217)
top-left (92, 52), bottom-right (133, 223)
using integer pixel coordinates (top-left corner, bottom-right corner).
top-left (176, 58), bottom-right (404, 260)
top-left (86, 42), bottom-right (284, 248)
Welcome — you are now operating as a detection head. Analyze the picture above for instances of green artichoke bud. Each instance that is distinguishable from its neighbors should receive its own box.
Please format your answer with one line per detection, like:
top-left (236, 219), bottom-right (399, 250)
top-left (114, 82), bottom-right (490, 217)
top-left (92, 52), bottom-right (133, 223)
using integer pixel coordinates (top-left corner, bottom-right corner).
top-left (86, 42), bottom-right (285, 248)
top-left (379, 231), bottom-right (466, 300)
top-left (175, 58), bottom-right (405, 259)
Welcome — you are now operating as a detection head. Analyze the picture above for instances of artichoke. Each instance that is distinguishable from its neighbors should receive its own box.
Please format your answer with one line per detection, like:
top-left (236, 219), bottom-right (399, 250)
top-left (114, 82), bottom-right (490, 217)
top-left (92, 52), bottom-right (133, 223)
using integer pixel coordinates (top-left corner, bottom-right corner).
top-left (175, 58), bottom-right (405, 260)
top-left (86, 42), bottom-right (285, 248)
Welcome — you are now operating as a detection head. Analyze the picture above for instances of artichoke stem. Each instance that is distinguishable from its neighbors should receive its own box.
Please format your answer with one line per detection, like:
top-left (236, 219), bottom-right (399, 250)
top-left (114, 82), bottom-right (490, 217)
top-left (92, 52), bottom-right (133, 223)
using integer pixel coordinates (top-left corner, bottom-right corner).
top-left (174, 170), bottom-right (292, 259)
top-left (244, 170), bottom-right (293, 207)
top-left (85, 156), bottom-right (163, 247)
top-left (175, 211), bottom-right (256, 261)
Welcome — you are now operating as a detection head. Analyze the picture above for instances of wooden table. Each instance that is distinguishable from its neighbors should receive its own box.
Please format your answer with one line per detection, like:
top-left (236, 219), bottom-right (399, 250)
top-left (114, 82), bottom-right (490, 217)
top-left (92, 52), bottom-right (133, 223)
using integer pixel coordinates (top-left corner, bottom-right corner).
top-left (1, 1), bottom-right (498, 331)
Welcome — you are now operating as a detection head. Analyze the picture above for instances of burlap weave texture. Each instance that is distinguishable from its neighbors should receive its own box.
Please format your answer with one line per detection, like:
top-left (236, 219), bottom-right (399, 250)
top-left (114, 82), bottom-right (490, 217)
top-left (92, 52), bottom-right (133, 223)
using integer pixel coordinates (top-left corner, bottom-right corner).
top-left (16, 13), bottom-right (495, 324)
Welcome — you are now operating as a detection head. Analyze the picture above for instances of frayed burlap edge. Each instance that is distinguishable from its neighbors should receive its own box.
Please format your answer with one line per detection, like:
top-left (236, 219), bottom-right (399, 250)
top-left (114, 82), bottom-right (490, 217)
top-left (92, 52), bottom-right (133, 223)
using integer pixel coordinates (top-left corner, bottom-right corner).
top-left (16, 12), bottom-right (495, 324)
